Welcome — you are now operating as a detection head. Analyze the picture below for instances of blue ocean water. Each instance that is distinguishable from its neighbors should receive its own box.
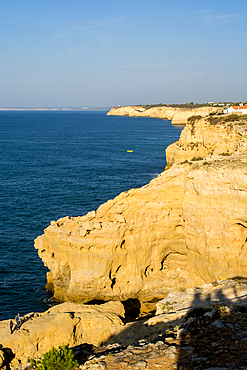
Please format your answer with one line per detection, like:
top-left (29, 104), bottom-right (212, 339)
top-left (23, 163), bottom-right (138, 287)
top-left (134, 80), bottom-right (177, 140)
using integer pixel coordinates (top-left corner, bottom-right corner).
top-left (0, 111), bottom-right (183, 321)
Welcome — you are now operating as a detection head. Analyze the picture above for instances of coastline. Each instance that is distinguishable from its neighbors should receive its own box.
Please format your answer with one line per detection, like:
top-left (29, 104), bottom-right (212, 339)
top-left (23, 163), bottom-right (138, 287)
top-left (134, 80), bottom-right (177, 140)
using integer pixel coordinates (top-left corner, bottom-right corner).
top-left (3, 111), bottom-right (247, 368)
top-left (107, 104), bottom-right (223, 125)
top-left (1, 111), bottom-right (179, 323)
top-left (0, 107), bottom-right (111, 111)
top-left (35, 112), bottom-right (247, 305)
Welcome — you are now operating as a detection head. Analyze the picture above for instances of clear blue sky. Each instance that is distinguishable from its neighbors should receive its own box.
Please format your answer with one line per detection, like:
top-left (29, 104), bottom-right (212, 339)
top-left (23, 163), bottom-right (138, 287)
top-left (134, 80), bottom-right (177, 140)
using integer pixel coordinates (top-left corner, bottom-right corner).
top-left (1, 0), bottom-right (247, 107)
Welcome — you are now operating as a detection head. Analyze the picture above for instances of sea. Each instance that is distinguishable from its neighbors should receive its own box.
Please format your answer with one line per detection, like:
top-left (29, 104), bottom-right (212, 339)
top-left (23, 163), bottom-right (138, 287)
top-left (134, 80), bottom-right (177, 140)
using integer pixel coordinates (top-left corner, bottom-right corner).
top-left (0, 111), bottom-right (183, 321)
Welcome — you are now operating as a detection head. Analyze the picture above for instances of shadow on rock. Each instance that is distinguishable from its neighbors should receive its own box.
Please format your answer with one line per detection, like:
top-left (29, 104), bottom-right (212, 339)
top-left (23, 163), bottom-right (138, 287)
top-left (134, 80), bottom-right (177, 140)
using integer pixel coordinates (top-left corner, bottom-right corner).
top-left (0, 344), bottom-right (15, 370)
top-left (74, 278), bottom-right (247, 370)
top-left (174, 277), bottom-right (247, 369)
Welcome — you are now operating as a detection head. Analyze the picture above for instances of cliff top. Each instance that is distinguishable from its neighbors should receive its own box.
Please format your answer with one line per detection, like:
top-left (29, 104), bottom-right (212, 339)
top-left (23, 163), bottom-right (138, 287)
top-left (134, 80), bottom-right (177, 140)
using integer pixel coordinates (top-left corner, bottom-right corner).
top-left (190, 112), bottom-right (247, 124)
top-left (107, 104), bottom-right (224, 125)
top-left (113, 102), bottom-right (227, 109)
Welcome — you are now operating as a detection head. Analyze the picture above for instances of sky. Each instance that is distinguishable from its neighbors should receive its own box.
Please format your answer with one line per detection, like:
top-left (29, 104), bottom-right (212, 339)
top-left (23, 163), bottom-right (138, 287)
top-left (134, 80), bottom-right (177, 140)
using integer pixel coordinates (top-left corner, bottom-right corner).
top-left (1, 0), bottom-right (247, 107)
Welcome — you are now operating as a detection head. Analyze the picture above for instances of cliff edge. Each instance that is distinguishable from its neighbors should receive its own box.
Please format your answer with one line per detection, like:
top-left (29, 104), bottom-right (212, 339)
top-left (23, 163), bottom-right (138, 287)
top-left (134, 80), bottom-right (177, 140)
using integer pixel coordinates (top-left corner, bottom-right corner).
top-left (107, 105), bottom-right (223, 125)
top-left (166, 114), bottom-right (247, 167)
top-left (35, 114), bottom-right (247, 305)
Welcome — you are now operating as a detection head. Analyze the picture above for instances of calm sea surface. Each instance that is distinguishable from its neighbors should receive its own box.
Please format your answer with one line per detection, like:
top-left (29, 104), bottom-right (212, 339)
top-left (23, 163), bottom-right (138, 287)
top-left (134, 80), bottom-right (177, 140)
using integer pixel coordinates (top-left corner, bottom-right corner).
top-left (0, 111), bottom-right (183, 321)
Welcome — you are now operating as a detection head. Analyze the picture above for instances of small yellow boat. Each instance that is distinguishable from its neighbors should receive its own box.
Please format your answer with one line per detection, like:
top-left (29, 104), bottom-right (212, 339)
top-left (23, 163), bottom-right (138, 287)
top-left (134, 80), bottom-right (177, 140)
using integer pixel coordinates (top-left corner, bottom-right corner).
top-left (127, 150), bottom-right (133, 153)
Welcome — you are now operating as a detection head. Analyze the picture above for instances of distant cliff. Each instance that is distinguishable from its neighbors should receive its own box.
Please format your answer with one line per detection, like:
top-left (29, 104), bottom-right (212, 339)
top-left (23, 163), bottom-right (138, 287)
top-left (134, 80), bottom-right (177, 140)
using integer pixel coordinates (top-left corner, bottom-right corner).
top-left (35, 114), bottom-right (247, 305)
top-left (107, 105), bottom-right (223, 125)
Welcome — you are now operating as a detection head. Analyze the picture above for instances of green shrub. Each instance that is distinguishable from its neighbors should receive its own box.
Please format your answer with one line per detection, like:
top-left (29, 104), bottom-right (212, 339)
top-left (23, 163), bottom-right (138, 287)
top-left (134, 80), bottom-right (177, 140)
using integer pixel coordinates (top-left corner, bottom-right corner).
top-left (212, 281), bottom-right (218, 287)
top-left (30, 344), bottom-right (78, 370)
top-left (207, 113), bottom-right (247, 124)
top-left (187, 115), bottom-right (202, 124)
top-left (208, 117), bottom-right (220, 125)
top-left (161, 301), bottom-right (176, 312)
top-left (222, 114), bottom-right (241, 122)
top-left (218, 306), bottom-right (227, 312)
top-left (191, 157), bottom-right (203, 161)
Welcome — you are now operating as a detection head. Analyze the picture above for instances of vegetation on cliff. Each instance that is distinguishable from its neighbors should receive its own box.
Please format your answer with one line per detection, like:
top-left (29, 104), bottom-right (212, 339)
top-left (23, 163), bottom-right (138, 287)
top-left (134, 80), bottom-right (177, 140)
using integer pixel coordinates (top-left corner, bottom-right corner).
top-left (113, 102), bottom-right (237, 109)
top-left (207, 113), bottom-right (247, 125)
top-left (29, 344), bottom-right (78, 370)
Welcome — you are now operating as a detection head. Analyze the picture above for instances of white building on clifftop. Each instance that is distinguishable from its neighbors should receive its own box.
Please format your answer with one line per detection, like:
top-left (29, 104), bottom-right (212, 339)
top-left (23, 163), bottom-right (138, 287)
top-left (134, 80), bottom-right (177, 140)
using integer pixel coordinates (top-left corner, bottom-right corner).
top-left (224, 105), bottom-right (247, 114)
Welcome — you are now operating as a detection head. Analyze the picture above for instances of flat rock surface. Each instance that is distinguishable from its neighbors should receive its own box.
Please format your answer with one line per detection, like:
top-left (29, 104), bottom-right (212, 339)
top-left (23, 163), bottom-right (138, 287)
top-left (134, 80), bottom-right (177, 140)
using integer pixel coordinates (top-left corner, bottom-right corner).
top-left (155, 279), bottom-right (247, 316)
top-left (73, 280), bottom-right (247, 370)
top-left (72, 303), bottom-right (247, 370)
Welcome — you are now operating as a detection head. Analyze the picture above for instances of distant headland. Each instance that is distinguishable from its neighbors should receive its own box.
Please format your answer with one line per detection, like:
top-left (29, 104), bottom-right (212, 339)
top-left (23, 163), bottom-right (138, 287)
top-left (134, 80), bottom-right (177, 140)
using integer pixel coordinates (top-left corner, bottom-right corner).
top-left (107, 102), bottom-right (225, 125)
top-left (0, 106), bottom-right (111, 111)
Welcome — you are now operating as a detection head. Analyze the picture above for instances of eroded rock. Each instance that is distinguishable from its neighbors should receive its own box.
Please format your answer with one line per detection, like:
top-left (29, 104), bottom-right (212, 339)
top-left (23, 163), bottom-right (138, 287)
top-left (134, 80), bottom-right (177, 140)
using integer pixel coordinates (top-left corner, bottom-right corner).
top-left (35, 157), bottom-right (247, 304)
top-left (166, 115), bottom-right (247, 167)
top-left (35, 116), bottom-right (247, 306)
top-left (0, 301), bottom-right (124, 366)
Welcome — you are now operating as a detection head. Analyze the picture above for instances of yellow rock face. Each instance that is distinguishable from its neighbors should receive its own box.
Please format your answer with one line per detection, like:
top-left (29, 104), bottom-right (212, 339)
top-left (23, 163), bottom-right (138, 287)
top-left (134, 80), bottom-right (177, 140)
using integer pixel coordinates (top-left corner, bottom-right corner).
top-left (35, 117), bottom-right (247, 304)
top-left (166, 116), bottom-right (247, 167)
top-left (0, 301), bottom-right (124, 365)
top-left (107, 105), bottom-right (223, 125)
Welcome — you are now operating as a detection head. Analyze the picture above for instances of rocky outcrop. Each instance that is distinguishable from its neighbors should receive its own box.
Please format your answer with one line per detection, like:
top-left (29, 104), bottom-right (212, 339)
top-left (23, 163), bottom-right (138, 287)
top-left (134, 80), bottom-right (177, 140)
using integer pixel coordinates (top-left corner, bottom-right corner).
top-left (79, 279), bottom-right (247, 370)
top-left (149, 279), bottom-right (247, 324)
top-left (107, 105), bottom-right (223, 125)
top-left (35, 116), bottom-right (247, 305)
top-left (0, 301), bottom-right (124, 367)
top-left (79, 280), bottom-right (247, 370)
top-left (4, 280), bottom-right (247, 369)
top-left (166, 115), bottom-right (247, 168)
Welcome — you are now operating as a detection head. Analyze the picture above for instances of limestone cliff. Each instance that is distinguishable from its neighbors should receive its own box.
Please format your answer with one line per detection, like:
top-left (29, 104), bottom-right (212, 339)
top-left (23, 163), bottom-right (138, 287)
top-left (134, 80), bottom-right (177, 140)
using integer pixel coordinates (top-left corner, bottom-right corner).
top-left (107, 105), bottom-right (223, 125)
top-left (166, 115), bottom-right (247, 167)
top-left (35, 115), bottom-right (247, 304)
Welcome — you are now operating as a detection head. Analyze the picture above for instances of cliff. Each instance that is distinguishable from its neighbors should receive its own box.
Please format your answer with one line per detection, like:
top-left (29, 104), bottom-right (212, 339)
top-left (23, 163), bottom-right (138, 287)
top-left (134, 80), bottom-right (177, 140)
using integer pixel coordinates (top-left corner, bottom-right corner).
top-left (166, 114), bottom-right (247, 167)
top-left (34, 114), bottom-right (247, 305)
top-left (107, 105), bottom-right (223, 125)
